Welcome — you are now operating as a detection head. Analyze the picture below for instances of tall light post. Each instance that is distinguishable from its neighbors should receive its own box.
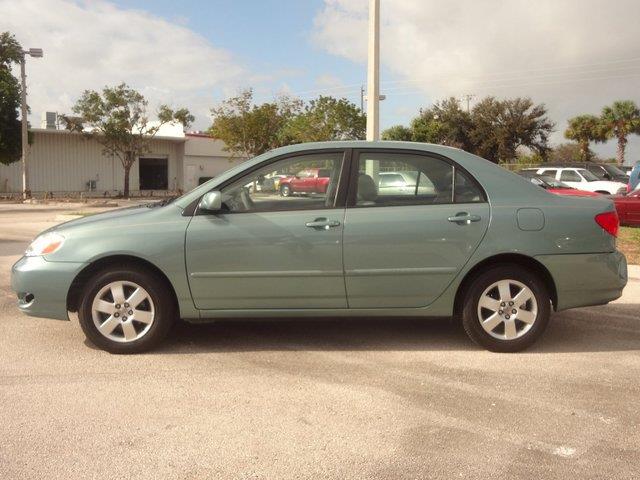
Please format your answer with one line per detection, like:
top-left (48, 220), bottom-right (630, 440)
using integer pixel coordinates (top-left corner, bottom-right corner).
top-left (366, 0), bottom-right (380, 141)
top-left (20, 47), bottom-right (43, 199)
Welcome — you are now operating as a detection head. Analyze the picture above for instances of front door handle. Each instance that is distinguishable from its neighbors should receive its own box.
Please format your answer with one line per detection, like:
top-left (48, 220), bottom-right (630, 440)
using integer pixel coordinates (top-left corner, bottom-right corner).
top-left (305, 218), bottom-right (341, 230)
top-left (448, 212), bottom-right (481, 224)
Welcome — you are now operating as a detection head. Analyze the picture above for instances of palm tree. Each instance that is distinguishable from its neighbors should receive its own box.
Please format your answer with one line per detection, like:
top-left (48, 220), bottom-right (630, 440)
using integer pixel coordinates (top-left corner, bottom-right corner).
top-left (564, 115), bottom-right (607, 161)
top-left (601, 100), bottom-right (640, 166)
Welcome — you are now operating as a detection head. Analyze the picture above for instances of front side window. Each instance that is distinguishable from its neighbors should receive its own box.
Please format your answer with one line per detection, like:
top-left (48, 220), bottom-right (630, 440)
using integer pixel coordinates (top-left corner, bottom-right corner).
top-left (577, 169), bottom-right (600, 182)
top-left (589, 165), bottom-right (607, 179)
top-left (219, 152), bottom-right (344, 213)
top-left (354, 152), bottom-right (484, 207)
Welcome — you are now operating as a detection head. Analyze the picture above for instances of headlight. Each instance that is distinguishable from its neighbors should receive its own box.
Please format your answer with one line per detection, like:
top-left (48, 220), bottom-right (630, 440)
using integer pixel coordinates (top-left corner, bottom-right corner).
top-left (25, 232), bottom-right (65, 257)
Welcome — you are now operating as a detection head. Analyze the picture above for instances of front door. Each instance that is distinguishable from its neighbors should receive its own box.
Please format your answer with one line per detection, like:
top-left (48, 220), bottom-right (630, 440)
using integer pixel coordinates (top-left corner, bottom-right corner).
top-left (343, 150), bottom-right (490, 308)
top-left (185, 151), bottom-right (348, 310)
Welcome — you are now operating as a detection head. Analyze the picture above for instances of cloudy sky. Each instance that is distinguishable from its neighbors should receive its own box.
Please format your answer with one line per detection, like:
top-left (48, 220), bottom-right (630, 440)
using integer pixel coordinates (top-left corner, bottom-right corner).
top-left (2, 0), bottom-right (640, 162)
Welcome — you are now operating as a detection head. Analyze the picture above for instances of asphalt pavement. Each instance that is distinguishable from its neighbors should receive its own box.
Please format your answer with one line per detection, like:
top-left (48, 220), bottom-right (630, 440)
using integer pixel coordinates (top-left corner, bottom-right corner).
top-left (0, 203), bottom-right (638, 479)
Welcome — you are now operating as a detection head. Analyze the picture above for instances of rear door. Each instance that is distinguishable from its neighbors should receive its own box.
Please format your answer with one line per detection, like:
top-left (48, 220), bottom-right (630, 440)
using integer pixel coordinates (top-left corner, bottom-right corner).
top-left (342, 149), bottom-right (490, 308)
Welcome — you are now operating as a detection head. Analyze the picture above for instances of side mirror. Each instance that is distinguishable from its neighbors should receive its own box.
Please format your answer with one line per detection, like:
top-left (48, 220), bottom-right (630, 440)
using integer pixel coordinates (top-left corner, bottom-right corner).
top-left (199, 191), bottom-right (222, 212)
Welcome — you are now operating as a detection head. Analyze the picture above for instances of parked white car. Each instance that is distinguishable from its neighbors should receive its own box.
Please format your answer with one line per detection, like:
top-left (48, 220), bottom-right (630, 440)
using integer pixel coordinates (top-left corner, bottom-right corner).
top-left (522, 167), bottom-right (627, 195)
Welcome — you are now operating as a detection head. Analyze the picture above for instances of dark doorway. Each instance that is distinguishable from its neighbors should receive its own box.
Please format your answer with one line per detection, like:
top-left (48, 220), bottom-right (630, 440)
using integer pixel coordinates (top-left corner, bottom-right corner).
top-left (139, 157), bottom-right (168, 190)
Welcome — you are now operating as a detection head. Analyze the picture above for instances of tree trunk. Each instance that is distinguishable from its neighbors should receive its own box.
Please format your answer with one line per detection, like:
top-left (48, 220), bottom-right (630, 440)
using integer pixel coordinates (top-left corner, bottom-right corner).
top-left (616, 134), bottom-right (627, 166)
top-left (123, 164), bottom-right (131, 198)
top-left (580, 140), bottom-right (589, 161)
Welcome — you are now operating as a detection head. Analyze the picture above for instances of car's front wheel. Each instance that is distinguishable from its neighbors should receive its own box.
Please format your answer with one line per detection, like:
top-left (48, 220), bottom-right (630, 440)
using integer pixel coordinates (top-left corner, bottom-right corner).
top-left (280, 184), bottom-right (292, 197)
top-left (78, 266), bottom-right (175, 354)
top-left (461, 265), bottom-right (551, 352)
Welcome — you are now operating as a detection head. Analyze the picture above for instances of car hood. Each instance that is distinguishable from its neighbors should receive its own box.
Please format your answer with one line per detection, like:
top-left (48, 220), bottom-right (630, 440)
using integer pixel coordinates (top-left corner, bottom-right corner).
top-left (46, 203), bottom-right (174, 235)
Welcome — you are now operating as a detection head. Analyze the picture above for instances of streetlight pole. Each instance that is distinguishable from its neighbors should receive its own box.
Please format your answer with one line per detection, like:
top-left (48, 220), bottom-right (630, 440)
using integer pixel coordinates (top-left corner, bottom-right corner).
top-left (366, 0), bottom-right (380, 141)
top-left (20, 48), bottom-right (43, 200)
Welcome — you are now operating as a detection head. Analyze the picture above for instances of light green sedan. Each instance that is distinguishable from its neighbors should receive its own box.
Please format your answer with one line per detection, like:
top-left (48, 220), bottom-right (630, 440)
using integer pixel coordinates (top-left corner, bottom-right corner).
top-left (11, 141), bottom-right (628, 353)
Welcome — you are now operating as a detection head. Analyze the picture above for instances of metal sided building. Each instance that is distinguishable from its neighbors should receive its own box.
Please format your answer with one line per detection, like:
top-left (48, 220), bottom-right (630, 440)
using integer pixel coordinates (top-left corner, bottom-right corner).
top-left (0, 123), bottom-right (244, 196)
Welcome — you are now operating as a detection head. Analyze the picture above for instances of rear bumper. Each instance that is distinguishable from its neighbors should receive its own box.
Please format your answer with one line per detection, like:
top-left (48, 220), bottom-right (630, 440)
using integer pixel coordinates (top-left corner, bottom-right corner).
top-left (536, 251), bottom-right (628, 311)
top-left (11, 256), bottom-right (86, 320)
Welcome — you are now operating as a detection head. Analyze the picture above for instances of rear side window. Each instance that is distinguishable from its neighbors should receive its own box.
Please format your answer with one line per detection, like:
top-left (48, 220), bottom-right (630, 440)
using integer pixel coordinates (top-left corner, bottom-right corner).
top-left (455, 170), bottom-right (484, 203)
top-left (353, 151), bottom-right (485, 207)
top-left (560, 170), bottom-right (582, 182)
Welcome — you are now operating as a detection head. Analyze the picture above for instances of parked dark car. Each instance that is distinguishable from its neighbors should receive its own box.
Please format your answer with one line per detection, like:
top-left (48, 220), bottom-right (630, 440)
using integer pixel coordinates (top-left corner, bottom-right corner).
top-left (544, 162), bottom-right (628, 183)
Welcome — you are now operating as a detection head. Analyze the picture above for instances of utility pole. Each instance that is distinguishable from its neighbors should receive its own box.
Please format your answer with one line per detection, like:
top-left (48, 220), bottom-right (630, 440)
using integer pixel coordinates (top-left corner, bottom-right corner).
top-left (19, 48), bottom-right (43, 200)
top-left (360, 85), bottom-right (365, 112)
top-left (366, 0), bottom-right (380, 141)
top-left (20, 57), bottom-right (29, 199)
top-left (462, 94), bottom-right (475, 113)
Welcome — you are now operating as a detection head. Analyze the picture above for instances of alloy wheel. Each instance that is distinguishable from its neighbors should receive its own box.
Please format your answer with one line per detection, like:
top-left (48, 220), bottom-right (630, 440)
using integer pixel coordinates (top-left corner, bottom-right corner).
top-left (91, 281), bottom-right (155, 343)
top-left (476, 279), bottom-right (538, 341)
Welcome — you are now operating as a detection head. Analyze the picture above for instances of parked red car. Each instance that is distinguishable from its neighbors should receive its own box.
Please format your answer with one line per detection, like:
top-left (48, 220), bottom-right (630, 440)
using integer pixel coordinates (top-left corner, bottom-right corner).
top-left (279, 168), bottom-right (331, 197)
top-left (613, 190), bottom-right (640, 226)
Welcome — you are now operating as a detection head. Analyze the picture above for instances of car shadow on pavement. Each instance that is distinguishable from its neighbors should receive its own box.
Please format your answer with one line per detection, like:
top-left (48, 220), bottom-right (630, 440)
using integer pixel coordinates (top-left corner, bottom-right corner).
top-left (154, 302), bottom-right (640, 354)
top-left (157, 317), bottom-right (479, 353)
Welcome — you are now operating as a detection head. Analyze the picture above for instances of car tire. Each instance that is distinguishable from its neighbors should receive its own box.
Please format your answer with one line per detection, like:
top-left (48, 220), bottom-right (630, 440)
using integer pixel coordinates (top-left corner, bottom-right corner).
top-left (280, 184), bottom-right (292, 197)
top-left (78, 265), bottom-right (176, 354)
top-left (461, 265), bottom-right (551, 352)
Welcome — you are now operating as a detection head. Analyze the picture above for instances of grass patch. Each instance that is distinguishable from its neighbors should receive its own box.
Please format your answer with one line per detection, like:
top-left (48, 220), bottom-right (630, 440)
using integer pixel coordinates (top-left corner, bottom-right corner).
top-left (619, 226), bottom-right (640, 265)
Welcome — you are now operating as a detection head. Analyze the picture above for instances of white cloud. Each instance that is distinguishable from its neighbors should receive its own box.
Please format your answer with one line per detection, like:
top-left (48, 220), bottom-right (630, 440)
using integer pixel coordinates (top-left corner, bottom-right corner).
top-left (313, 0), bottom-right (640, 161)
top-left (0, 0), bottom-right (247, 129)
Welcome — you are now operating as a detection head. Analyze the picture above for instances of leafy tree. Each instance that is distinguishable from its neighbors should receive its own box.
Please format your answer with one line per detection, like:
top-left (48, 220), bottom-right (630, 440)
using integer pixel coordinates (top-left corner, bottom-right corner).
top-left (600, 100), bottom-right (640, 166)
top-left (470, 97), bottom-right (554, 163)
top-left (209, 89), bottom-right (301, 158)
top-left (280, 96), bottom-right (365, 143)
top-left (548, 143), bottom-right (587, 163)
top-left (64, 83), bottom-right (193, 197)
top-left (564, 115), bottom-right (607, 161)
top-left (411, 97), bottom-right (474, 149)
top-left (0, 32), bottom-right (23, 165)
top-left (381, 125), bottom-right (413, 141)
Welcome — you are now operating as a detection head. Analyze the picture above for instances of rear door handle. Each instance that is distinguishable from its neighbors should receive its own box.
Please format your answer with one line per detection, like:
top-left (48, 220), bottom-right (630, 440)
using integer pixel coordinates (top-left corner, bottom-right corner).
top-left (305, 218), bottom-right (341, 230)
top-left (448, 212), bottom-right (481, 224)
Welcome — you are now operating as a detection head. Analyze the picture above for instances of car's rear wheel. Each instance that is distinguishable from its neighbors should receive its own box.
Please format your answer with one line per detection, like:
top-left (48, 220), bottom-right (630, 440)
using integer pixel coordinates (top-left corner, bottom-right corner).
top-left (78, 266), bottom-right (175, 354)
top-left (280, 184), bottom-right (292, 197)
top-left (461, 265), bottom-right (551, 352)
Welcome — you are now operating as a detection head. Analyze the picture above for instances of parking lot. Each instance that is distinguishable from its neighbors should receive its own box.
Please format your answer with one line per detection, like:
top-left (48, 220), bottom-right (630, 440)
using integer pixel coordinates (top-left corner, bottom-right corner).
top-left (1, 203), bottom-right (639, 479)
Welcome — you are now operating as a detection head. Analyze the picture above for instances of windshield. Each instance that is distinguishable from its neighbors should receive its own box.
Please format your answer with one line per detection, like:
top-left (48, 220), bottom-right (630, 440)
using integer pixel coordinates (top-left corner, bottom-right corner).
top-left (602, 164), bottom-right (625, 176)
top-left (578, 169), bottom-right (600, 182)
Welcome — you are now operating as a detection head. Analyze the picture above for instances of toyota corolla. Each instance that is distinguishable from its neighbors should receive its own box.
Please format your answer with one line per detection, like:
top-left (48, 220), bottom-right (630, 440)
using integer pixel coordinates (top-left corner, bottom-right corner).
top-left (12, 141), bottom-right (628, 353)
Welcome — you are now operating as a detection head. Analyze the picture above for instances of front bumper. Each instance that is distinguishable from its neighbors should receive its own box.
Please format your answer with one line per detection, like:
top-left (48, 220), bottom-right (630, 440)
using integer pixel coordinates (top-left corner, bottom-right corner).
top-left (11, 256), bottom-right (86, 320)
top-left (536, 251), bottom-right (628, 311)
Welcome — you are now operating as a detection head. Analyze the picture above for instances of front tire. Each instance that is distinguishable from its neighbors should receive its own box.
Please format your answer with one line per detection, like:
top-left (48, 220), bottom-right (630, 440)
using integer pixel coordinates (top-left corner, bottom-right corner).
top-left (78, 266), bottom-right (176, 354)
top-left (280, 184), bottom-right (292, 197)
top-left (461, 265), bottom-right (551, 352)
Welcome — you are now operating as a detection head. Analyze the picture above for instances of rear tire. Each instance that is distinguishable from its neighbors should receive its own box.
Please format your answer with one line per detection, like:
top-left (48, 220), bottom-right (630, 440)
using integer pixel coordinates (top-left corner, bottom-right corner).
top-left (461, 265), bottom-right (551, 352)
top-left (78, 265), bottom-right (176, 354)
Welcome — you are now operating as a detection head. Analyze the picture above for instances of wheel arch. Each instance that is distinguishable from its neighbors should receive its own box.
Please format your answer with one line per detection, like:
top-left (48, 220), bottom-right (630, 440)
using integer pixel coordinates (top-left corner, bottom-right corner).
top-left (453, 253), bottom-right (558, 317)
top-left (66, 254), bottom-right (179, 315)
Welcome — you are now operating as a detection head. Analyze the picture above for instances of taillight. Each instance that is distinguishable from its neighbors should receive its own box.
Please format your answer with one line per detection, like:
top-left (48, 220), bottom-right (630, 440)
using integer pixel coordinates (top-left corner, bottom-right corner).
top-left (595, 211), bottom-right (619, 237)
